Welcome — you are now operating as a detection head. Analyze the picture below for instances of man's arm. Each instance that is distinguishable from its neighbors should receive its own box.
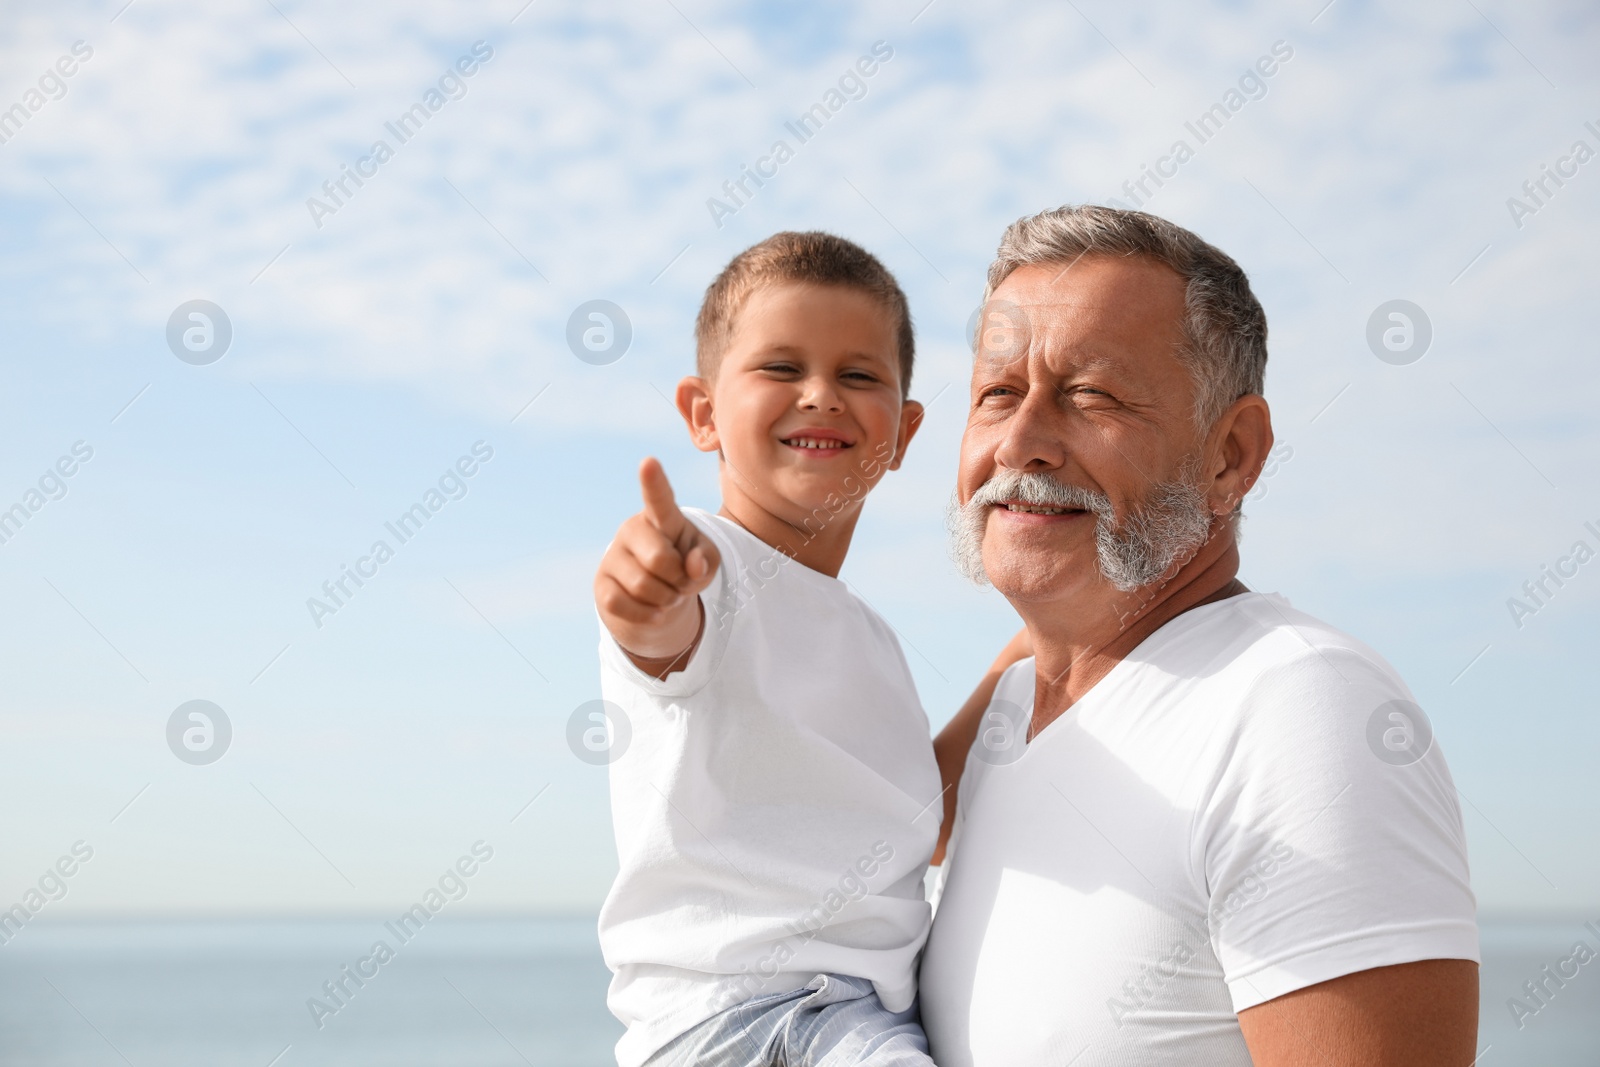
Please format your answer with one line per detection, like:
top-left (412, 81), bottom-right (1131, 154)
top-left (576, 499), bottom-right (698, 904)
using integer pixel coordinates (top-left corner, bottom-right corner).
top-left (930, 626), bottom-right (1032, 865)
top-left (1237, 959), bottom-right (1479, 1067)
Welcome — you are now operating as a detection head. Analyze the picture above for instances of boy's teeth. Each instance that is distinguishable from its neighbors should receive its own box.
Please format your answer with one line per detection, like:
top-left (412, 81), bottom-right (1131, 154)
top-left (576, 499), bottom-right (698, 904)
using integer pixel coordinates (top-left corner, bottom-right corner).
top-left (788, 438), bottom-right (844, 449)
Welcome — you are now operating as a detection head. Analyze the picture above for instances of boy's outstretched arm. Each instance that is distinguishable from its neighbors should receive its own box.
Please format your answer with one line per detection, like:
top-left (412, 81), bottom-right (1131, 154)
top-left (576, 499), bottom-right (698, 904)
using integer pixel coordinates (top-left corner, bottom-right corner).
top-left (595, 458), bottom-right (723, 680)
top-left (930, 626), bottom-right (1032, 866)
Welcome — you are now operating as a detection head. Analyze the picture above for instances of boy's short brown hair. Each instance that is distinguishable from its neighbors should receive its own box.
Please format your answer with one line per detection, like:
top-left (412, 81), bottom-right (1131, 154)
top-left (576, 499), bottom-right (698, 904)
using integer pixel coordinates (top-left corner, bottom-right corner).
top-left (694, 231), bottom-right (915, 396)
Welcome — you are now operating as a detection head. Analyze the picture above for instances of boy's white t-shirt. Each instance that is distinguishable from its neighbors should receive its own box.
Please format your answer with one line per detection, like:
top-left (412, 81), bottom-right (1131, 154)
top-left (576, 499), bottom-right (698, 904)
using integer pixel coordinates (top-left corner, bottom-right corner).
top-left (597, 508), bottom-right (942, 1067)
top-left (919, 591), bottom-right (1479, 1067)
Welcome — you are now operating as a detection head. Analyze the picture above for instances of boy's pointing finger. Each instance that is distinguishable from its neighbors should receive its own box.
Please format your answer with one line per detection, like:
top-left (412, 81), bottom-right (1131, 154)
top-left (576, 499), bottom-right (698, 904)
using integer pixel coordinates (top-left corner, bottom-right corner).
top-left (638, 457), bottom-right (687, 540)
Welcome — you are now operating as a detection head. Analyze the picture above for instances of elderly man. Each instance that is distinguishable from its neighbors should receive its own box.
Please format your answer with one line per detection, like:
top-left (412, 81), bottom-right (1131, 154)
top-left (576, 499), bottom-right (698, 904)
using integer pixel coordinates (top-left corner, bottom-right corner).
top-left (919, 206), bottom-right (1478, 1065)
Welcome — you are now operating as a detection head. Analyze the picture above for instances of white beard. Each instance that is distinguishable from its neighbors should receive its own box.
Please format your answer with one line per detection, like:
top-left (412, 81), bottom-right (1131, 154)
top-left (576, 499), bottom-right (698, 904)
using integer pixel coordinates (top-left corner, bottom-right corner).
top-left (948, 465), bottom-right (1213, 592)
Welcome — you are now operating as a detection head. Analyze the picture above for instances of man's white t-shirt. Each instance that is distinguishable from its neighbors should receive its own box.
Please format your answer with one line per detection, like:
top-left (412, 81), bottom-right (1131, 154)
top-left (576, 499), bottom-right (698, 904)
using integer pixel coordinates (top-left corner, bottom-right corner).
top-left (597, 509), bottom-right (942, 1067)
top-left (919, 591), bottom-right (1478, 1067)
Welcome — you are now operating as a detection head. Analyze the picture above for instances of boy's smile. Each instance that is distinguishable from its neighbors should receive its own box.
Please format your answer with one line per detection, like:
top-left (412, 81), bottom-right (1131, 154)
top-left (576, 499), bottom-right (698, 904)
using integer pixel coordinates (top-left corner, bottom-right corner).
top-left (779, 427), bottom-right (854, 453)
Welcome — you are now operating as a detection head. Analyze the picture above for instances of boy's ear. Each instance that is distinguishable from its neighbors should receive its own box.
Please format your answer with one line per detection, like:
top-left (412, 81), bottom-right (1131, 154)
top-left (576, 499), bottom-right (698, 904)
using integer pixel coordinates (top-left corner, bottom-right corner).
top-left (676, 376), bottom-right (720, 453)
top-left (886, 399), bottom-right (924, 472)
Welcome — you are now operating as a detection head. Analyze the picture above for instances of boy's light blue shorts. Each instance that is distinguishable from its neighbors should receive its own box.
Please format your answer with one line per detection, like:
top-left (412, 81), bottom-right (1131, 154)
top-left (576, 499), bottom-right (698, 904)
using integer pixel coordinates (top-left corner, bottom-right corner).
top-left (644, 973), bottom-right (934, 1067)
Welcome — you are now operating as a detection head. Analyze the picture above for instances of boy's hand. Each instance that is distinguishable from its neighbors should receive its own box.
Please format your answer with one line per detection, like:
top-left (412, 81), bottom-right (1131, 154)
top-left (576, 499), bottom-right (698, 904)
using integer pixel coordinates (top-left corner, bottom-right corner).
top-left (595, 458), bottom-right (722, 677)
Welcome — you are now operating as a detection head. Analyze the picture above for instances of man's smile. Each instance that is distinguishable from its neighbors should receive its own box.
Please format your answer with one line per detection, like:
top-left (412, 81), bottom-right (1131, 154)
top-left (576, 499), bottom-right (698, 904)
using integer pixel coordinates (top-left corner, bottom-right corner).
top-left (991, 499), bottom-right (1091, 523)
top-left (995, 500), bottom-right (1085, 516)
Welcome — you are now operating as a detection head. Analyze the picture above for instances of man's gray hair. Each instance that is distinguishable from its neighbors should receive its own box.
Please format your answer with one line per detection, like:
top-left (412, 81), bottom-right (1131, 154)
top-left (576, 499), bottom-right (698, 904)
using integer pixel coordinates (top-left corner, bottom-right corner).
top-left (984, 204), bottom-right (1268, 429)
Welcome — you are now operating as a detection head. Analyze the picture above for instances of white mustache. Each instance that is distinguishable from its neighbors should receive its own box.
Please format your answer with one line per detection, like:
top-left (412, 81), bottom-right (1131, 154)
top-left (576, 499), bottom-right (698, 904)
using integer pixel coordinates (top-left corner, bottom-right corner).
top-left (966, 469), bottom-right (1112, 515)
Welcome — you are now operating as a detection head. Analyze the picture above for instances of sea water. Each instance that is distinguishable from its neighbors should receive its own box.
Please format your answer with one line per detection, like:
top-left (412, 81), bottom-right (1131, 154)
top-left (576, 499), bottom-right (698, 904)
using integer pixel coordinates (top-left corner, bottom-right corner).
top-left (0, 917), bottom-right (621, 1066)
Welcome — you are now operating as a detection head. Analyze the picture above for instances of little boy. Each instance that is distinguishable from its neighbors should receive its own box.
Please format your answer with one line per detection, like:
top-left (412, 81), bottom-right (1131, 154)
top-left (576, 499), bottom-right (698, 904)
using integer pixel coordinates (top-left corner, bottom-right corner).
top-left (593, 232), bottom-right (941, 1066)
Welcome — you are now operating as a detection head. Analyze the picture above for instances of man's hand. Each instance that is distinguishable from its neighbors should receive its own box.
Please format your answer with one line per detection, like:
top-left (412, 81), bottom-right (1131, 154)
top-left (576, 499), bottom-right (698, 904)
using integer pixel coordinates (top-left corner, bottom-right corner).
top-left (595, 458), bottom-right (722, 679)
top-left (931, 625), bottom-right (1033, 865)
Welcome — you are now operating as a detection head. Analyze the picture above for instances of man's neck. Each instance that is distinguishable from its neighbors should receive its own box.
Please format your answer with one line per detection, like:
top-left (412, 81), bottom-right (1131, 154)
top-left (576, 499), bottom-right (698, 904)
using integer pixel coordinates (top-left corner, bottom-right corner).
top-left (1023, 529), bottom-right (1246, 738)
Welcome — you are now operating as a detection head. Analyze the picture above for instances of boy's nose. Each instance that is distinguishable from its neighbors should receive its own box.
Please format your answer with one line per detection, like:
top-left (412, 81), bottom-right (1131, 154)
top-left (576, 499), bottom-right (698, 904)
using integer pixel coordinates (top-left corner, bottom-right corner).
top-left (798, 377), bottom-right (845, 413)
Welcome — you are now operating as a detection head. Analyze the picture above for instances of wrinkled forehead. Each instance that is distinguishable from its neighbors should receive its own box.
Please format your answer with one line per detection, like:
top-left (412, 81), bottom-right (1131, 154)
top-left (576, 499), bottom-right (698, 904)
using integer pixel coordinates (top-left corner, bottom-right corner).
top-left (969, 296), bottom-right (1189, 382)
top-left (972, 258), bottom-right (1190, 375)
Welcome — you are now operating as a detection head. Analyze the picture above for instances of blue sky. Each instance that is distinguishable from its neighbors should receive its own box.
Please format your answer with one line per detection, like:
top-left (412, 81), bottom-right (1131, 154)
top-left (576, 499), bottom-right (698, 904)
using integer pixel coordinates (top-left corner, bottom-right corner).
top-left (1, 0), bottom-right (1597, 918)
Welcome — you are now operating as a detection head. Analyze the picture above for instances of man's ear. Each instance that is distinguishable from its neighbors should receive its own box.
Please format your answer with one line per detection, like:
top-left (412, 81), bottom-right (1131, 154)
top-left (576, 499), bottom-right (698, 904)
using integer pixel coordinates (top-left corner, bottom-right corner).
top-left (676, 376), bottom-right (720, 453)
top-left (1206, 394), bottom-right (1273, 514)
top-left (886, 399), bottom-right (925, 472)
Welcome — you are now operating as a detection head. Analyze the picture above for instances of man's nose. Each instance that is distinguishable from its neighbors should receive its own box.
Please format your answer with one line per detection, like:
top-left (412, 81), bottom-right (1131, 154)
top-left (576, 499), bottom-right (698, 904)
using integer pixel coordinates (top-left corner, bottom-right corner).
top-left (992, 389), bottom-right (1067, 472)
